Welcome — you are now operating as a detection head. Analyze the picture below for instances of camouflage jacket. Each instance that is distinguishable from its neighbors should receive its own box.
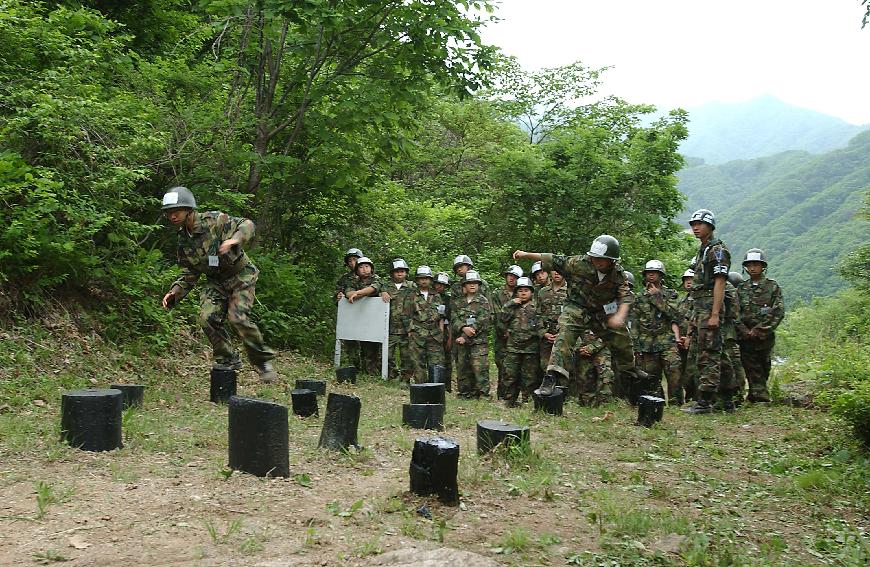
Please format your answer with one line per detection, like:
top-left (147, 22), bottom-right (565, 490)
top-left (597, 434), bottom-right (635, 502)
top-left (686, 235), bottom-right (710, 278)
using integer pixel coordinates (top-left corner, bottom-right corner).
top-left (335, 270), bottom-right (355, 302)
top-left (541, 253), bottom-right (633, 321)
top-left (402, 289), bottom-right (446, 340)
top-left (577, 329), bottom-right (605, 356)
top-left (736, 277), bottom-right (784, 344)
top-left (675, 293), bottom-right (693, 335)
top-left (501, 299), bottom-right (541, 353)
top-left (450, 292), bottom-right (492, 347)
top-left (170, 211), bottom-right (257, 301)
top-left (345, 274), bottom-right (385, 294)
top-left (721, 282), bottom-right (741, 341)
top-left (385, 280), bottom-right (416, 335)
top-left (449, 279), bottom-right (490, 314)
top-left (689, 237), bottom-right (730, 296)
top-left (537, 283), bottom-right (568, 336)
top-left (492, 285), bottom-right (515, 336)
top-left (629, 286), bottom-right (682, 353)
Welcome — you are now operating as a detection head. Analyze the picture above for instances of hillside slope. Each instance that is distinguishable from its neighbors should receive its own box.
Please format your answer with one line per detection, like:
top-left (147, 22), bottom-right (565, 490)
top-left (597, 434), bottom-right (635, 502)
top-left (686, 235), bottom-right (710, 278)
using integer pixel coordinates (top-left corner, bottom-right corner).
top-left (680, 96), bottom-right (868, 164)
top-left (677, 130), bottom-right (870, 303)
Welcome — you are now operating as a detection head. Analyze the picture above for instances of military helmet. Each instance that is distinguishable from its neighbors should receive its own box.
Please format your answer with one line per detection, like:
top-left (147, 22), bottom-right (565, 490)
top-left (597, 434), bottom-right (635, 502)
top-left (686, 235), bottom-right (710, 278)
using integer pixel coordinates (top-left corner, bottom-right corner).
top-left (344, 248), bottom-right (363, 263)
top-left (515, 276), bottom-right (534, 291)
top-left (642, 259), bottom-right (666, 276)
top-left (415, 265), bottom-right (433, 279)
top-left (463, 270), bottom-right (482, 285)
top-left (689, 208), bottom-right (716, 228)
top-left (530, 261), bottom-right (544, 276)
top-left (161, 186), bottom-right (197, 210)
top-left (504, 264), bottom-right (524, 278)
top-left (682, 269), bottom-right (695, 279)
top-left (391, 258), bottom-right (410, 272)
top-left (742, 248), bottom-right (767, 267)
top-left (624, 271), bottom-right (635, 288)
top-left (355, 257), bottom-right (374, 273)
top-left (727, 271), bottom-right (744, 286)
top-left (452, 254), bottom-right (473, 271)
top-left (435, 272), bottom-right (450, 285)
top-left (587, 234), bottom-right (620, 260)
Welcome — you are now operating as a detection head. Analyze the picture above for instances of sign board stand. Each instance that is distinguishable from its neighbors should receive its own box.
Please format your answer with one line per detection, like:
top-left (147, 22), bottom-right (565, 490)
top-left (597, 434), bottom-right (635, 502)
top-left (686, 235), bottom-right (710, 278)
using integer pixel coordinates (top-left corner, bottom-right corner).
top-left (334, 297), bottom-right (390, 380)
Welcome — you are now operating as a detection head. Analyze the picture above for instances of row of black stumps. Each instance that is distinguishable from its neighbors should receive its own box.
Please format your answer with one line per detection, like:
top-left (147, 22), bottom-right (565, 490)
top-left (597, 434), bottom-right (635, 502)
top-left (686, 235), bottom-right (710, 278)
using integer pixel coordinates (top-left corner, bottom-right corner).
top-left (58, 365), bottom-right (665, 508)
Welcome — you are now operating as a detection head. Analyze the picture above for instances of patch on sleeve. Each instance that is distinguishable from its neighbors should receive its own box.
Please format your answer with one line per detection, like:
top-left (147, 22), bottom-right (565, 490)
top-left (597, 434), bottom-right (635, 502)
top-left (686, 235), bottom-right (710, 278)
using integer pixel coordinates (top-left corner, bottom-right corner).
top-left (713, 265), bottom-right (728, 275)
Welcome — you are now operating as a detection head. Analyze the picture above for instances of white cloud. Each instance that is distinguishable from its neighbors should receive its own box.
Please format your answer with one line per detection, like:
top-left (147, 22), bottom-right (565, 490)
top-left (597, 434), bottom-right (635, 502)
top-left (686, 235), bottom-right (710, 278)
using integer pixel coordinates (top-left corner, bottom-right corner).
top-left (481, 0), bottom-right (870, 124)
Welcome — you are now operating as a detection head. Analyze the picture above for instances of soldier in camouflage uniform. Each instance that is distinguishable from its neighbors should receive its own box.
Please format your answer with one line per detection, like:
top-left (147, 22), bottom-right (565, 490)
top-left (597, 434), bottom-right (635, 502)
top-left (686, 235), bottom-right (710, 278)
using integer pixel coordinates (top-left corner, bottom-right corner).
top-left (676, 269), bottom-right (696, 401)
top-left (451, 270), bottom-right (492, 399)
top-left (736, 249), bottom-right (784, 403)
top-left (449, 255), bottom-right (490, 388)
top-left (629, 260), bottom-right (683, 403)
top-left (500, 277), bottom-right (541, 406)
top-left (434, 272), bottom-right (453, 391)
top-left (336, 248), bottom-right (364, 368)
top-left (385, 259), bottom-right (416, 382)
top-left (537, 270), bottom-right (567, 375)
top-left (493, 265), bottom-right (523, 399)
top-left (403, 266), bottom-right (446, 384)
top-left (160, 186), bottom-right (277, 382)
top-left (718, 273), bottom-right (747, 410)
top-left (683, 209), bottom-right (730, 414)
top-left (345, 257), bottom-right (390, 375)
top-left (513, 235), bottom-right (647, 399)
top-left (530, 261), bottom-right (550, 292)
top-left (574, 327), bottom-right (615, 406)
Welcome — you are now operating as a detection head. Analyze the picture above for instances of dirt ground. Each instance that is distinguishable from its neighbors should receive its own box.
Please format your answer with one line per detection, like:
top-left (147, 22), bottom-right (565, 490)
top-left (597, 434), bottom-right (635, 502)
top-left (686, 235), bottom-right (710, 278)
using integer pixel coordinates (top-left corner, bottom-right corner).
top-left (0, 351), bottom-right (867, 566)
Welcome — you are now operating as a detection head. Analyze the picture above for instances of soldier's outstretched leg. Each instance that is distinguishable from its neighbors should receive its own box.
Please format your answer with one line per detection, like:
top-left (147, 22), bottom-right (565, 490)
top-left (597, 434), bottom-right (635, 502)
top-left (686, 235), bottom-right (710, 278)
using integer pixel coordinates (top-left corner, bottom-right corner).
top-left (199, 286), bottom-right (237, 367)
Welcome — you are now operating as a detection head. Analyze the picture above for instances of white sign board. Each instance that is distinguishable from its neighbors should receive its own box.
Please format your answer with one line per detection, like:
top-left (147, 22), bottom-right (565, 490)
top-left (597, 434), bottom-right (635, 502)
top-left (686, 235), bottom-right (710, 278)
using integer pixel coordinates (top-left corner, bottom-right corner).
top-left (334, 297), bottom-right (390, 379)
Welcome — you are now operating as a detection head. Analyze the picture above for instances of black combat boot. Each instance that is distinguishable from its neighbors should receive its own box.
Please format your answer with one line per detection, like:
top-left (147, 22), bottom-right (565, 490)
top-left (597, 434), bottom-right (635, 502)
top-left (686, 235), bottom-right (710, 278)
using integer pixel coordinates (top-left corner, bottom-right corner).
top-left (536, 372), bottom-right (559, 397)
top-left (681, 390), bottom-right (714, 414)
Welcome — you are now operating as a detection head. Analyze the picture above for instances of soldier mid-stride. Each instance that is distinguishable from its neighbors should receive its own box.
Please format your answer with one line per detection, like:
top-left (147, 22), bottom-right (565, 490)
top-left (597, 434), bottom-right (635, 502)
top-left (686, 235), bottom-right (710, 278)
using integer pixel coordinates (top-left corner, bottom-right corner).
top-left (513, 235), bottom-right (647, 400)
top-left (682, 209), bottom-right (730, 414)
top-left (160, 186), bottom-right (277, 382)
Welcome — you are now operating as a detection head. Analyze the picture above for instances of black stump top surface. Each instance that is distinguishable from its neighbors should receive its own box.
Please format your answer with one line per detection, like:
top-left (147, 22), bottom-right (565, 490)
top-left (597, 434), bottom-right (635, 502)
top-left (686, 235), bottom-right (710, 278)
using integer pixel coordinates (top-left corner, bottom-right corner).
top-left (415, 436), bottom-right (459, 450)
top-left (291, 389), bottom-right (315, 395)
top-left (229, 395), bottom-right (285, 410)
top-left (63, 388), bottom-right (122, 397)
top-left (477, 419), bottom-right (528, 432)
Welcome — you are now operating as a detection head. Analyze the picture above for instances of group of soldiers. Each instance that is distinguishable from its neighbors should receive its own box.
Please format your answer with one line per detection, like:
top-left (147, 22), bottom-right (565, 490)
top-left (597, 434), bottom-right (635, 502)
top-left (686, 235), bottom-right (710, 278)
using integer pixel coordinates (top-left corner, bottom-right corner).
top-left (337, 208), bottom-right (784, 413)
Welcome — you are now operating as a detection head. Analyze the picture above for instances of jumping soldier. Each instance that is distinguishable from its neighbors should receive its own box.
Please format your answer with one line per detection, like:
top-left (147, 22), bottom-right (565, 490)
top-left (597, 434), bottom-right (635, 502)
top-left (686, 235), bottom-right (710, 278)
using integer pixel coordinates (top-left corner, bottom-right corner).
top-left (403, 266), bottom-right (446, 384)
top-left (736, 249), bottom-right (784, 403)
top-left (513, 235), bottom-right (648, 400)
top-left (451, 270), bottom-right (493, 399)
top-left (500, 277), bottom-right (541, 407)
top-left (629, 260), bottom-right (683, 403)
top-left (160, 186), bottom-right (277, 382)
top-left (682, 209), bottom-right (731, 414)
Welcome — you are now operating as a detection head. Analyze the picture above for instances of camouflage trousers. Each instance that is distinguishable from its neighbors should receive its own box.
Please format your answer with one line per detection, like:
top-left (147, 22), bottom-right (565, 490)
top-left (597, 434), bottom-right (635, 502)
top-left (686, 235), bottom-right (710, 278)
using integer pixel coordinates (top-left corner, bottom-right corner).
top-left (388, 333), bottom-right (412, 382)
top-left (539, 337), bottom-right (556, 374)
top-left (503, 350), bottom-right (540, 404)
top-left (720, 336), bottom-right (747, 400)
top-left (456, 342), bottom-right (490, 398)
top-left (200, 283), bottom-right (274, 366)
top-left (494, 334), bottom-right (507, 399)
top-left (340, 340), bottom-right (361, 368)
top-left (442, 329), bottom-right (453, 392)
top-left (547, 308), bottom-right (633, 400)
top-left (635, 347), bottom-right (679, 402)
top-left (680, 343), bottom-right (697, 401)
top-left (739, 342), bottom-right (773, 401)
top-left (689, 303), bottom-right (723, 394)
top-left (408, 333), bottom-right (445, 384)
top-left (573, 348), bottom-right (615, 406)
top-left (358, 341), bottom-right (382, 375)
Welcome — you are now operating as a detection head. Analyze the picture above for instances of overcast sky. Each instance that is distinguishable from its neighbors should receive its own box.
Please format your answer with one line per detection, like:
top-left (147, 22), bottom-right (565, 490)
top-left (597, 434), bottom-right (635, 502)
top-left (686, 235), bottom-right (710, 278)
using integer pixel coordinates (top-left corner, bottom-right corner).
top-left (480, 0), bottom-right (870, 125)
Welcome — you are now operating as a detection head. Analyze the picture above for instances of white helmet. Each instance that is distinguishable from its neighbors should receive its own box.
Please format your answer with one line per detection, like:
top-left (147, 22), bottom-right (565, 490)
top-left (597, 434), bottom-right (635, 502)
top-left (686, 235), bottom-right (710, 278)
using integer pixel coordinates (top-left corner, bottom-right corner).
top-left (435, 272), bottom-right (450, 285)
top-left (452, 255), bottom-right (473, 270)
top-left (530, 261), bottom-right (544, 275)
top-left (391, 258), bottom-right (410, 272)
top-left (682, 269), bottom-right (695, 279)
top-left (415, 265), bottom-right (433, 278)
top-left (643, 260), bottom-right (666, 275)
top-left (504, 265), bottom-right (524, 278)
top-left (515, 277), bottom-right (534, 290)
top-left (463, 270), bottom-right (482, 284)
top-left (355, 257), bottom-right (374, 273)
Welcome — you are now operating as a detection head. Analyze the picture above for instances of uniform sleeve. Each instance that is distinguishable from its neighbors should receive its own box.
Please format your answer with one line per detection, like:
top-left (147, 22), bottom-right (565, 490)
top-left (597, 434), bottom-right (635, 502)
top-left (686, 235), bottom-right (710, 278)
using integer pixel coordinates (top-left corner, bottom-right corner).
top-left (711, 244), bottom-right (730, 278)
top-left (476, 299), bottom-right (492, 336)
top-left (221, 213), bottom-right (256, 246)
top-left (170, 255), bottom-right (199, 301)
top-left (616, 275), bottom-right (634, 305)
top-left (369, 275), bottom-right (384, 294)
top-left (766, 282), bottom-right (785, 331)
top-left (501, 300), bottom-right (519, 326)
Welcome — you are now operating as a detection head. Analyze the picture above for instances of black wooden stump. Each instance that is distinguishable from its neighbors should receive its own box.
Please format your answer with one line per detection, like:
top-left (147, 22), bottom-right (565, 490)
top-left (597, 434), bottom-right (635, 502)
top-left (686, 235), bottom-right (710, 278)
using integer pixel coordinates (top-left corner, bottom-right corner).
top-left (110, 383), bottom-right (145, 409)
top-left (476, 419), bottom-right (530, 455)
top-left (61, 389), bottom-right (123, 452)
top-left (409, 436), bottom-right (460, 505)
top-left (410, 383), bottom-right (446, 405)
top-left (402, 403), bottom-right (445, 430)
top-left (210, 369), bottom-right (237, 404)
top-left (291, 389), bottom-right (319, 418)
top-left (227, 396), bottom-right (289, 477)
top-left (335, 366), bottom-right (357, 384)
top-left (532, 388), bottom-right (565, 416)
top-left (637, 395), bottom-right (666, 427)
top-left (427, 365), bottom-right (447, 384)
top-left (295, 379), bottom-right (326, 395)
top-left (318, 393), bottom-right (361, 451)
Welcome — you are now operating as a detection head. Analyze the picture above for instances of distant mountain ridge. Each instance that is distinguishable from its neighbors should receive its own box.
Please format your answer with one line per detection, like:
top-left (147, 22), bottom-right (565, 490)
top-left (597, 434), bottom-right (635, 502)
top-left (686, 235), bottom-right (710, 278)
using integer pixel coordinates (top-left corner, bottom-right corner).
top-left (677, 130), bottom-right (870, 304)
top-left (680, 95), bottom-right (869, 164)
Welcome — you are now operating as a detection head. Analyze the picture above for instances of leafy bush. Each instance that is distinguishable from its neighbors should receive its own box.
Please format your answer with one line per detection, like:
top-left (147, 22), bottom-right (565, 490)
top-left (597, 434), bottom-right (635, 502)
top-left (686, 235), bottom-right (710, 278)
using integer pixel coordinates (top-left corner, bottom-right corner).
top-left (822, 382), bottom-right (870, 447)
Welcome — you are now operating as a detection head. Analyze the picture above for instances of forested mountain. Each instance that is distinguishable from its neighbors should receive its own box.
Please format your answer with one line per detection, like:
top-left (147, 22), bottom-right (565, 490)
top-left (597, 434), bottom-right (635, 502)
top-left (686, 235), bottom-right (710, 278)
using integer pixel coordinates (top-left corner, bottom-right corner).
top-left (680, 96), bottom-right (868, 164)
top-left (678, 131), bottom-right (870, 303)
